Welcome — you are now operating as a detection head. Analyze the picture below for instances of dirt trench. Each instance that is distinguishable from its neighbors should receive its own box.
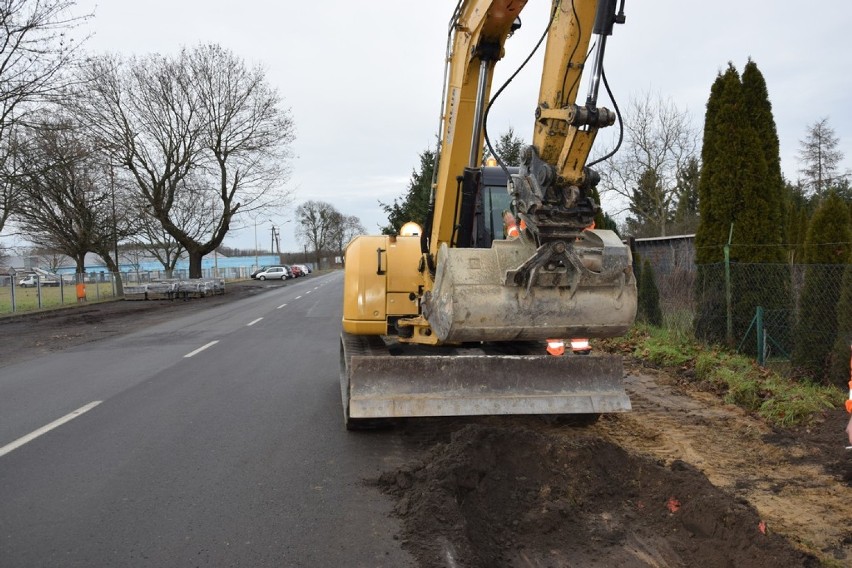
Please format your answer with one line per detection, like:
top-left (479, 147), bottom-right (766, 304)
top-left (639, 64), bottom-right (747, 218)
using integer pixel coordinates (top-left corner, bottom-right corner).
top-left (375, 365), bottom-right (852, 568)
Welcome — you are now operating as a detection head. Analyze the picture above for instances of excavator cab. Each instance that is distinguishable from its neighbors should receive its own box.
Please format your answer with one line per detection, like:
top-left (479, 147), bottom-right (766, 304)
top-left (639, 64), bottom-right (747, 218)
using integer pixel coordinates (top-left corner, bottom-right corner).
top-left (473, 166), bottom-right (517, 247)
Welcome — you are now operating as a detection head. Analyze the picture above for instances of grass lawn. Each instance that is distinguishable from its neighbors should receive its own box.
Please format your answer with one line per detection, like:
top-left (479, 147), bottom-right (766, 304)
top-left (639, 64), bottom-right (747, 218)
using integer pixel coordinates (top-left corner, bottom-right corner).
top-left (0, 282), bottom-right (120, 314)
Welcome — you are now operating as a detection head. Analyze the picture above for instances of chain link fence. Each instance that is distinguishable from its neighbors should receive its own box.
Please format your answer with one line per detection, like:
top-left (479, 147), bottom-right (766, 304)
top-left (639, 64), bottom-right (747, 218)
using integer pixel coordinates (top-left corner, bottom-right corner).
top-left (653, 259), bottom-right (852, 386)
top-left (0, 268), bottom-right (248, 315)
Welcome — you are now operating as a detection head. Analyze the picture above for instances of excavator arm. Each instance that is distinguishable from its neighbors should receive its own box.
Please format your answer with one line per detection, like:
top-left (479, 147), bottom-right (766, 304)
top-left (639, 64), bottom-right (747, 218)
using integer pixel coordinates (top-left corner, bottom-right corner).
top-left (430, 0), bottom-right (528, 252)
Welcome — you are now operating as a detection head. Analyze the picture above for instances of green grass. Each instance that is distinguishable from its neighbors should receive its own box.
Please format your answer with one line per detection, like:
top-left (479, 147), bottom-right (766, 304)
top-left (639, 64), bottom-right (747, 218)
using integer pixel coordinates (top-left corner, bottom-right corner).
top-left (600, 323), bottom-right (842, 427)
top-left (0, 282), bottom-right (120, 314)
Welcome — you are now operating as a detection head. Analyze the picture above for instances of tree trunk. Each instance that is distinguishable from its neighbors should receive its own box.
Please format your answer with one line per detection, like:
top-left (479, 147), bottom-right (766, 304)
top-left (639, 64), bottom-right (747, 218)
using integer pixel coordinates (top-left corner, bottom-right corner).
top-left (188, 250), bottom-right (204, 279)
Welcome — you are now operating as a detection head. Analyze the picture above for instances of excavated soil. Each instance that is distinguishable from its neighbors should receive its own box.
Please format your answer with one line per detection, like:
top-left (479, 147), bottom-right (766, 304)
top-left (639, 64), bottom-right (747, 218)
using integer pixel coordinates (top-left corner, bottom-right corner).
top-left (378, 423), bottom-right (816, 567)
top-left (3, 278), bottom-right (851, 566)
top-left (375, 364), bottom-right (852, 567)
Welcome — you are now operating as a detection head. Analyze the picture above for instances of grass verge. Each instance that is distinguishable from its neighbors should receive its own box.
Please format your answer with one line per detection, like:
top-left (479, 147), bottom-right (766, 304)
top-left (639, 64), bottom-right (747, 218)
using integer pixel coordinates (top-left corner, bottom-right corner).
top-left (599, 324), bottom-right (842, 427)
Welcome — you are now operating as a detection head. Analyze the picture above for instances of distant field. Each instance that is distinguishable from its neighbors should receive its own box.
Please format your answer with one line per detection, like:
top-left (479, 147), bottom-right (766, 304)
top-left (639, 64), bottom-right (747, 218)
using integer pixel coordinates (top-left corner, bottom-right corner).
top-left (0, 282), bottom-right (120, 314)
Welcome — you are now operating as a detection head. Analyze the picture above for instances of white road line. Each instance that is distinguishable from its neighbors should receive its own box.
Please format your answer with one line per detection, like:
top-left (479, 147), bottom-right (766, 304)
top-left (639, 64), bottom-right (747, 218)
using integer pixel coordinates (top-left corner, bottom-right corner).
top-left (184, 340), bottom-right (220, 358)
top-left (0, 401), bottom-right (102, 458)
top-left (277, 303), bottom-right (287, 309)
top-left (295, 295), bottom-right (302, 300)
top-left (306, 290), bottom-right (311, 294)
top-left (246, 317), bottom-right (263, 327)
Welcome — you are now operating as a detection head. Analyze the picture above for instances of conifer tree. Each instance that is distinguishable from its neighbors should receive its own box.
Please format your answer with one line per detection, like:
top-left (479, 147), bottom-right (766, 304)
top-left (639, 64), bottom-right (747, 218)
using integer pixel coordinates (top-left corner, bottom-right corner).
top-left (792, 192), bottom-right (852, 379)
top-left (695, 65), bottom-right (746, 343)
top-left (695, 66), bottom-right (734, 265)
top-left (638, 258), bottom-right (663, 326)
top-left (380, 148), bottom-right (435, 235)
top-left (742, 59), bottom-right (785, 249)
top-left (694, 61), bottom-right (790, 348)
top-left (671, 157), bottom-right (700, 234)
top-left (829, 263), bottom-right (852, 387)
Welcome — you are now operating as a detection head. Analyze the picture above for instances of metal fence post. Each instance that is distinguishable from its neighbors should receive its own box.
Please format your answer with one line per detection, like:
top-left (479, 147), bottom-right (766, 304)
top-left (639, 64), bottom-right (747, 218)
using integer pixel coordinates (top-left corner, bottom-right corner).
top-left (756, 306), bottom-right (764, 366)
top-left (724, 245), bottom-right (732, 346)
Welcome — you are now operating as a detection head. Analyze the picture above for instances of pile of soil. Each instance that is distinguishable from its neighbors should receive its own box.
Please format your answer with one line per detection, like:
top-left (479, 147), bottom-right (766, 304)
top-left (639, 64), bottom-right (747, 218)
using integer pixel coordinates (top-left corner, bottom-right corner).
top-left (377, 423), bottom-right (817, 568)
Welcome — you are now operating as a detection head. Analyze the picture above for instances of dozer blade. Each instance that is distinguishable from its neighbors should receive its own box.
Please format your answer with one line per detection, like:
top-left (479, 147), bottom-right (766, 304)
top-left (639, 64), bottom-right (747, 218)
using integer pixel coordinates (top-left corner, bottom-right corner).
top-left (342, 335), bottom-right (630, 419)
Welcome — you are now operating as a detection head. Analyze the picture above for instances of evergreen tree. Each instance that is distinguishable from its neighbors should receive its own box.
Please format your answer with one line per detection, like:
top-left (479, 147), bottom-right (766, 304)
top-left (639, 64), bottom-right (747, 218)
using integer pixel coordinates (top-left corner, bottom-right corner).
top-left (695, 65), bottom-right (746, 264)
top-left (671, 156), bottom-right (700, 234)
top-left (694, 61), bottom-right (789, 348)
top-left (638, 258), bottom-right (663, 326)
top-left (379, 148), bottom-right (435, 235)
top-left (625, 168), bottom-right (669, 237)
top-left (829, 263), bottom-right (852, 387)
top-left (695, 65), bottom-right (748, 344)
top-left (783, 181), bottom-right (811, 263)
top-left (792, 192), bottom-right (852, 379)
top-left (798, 118), bottom-right (844, 198)
top-left (588, 184), bottom-right (618, 235)
top-left (484, 127), bottom-right (525, 167)
top-left (742, 59), bottom-right (785, 246)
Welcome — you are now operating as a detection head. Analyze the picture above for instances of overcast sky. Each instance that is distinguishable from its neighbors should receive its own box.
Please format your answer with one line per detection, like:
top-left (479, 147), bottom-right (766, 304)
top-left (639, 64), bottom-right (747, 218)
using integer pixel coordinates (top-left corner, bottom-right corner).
top-left (70, 0), bottom-right (852, 252)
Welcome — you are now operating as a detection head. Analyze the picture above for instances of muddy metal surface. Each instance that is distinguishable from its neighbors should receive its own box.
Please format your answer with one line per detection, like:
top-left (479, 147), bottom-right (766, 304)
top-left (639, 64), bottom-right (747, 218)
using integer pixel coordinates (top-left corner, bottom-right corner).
top-left (2, 279), bottom-right (851, 566)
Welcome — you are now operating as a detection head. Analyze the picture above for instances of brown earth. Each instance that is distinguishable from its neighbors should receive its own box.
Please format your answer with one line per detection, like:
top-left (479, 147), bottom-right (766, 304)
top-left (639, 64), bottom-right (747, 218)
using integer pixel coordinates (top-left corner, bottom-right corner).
top-left (2, 279), bottom-right (851, 567)
top-left (378, 366), bottom-right (852, 567)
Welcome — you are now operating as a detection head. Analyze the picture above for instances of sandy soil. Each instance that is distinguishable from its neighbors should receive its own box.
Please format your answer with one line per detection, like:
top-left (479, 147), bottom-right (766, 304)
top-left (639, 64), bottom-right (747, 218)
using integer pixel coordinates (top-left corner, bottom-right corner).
top-left (3, 279), bottom-right (851, 567)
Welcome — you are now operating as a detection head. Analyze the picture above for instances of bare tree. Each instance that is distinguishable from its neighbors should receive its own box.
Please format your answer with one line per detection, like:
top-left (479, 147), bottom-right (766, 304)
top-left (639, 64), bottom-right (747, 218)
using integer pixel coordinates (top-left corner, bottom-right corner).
top-left (14, 114), bottom-right (131, 275)
top-left (329, 213), bottom-right (365, 264)
top-left (798, 117), bottom-right (846, 198)
top-left (0, 0), bottom-right (91, 234)
top-left (597, 92), bottom-right (698, 237)
top-left (296, 200), bottom-right (343, 267)
top-left (133, 208), bottom-right (184, 278)
top-left (74, 44), bottom-right (295, 278)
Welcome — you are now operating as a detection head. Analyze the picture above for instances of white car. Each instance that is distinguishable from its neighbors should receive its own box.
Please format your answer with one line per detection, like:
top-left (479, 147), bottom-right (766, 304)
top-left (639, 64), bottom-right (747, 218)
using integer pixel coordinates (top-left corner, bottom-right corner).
top-left (255, 266), bottom-right (289, 281)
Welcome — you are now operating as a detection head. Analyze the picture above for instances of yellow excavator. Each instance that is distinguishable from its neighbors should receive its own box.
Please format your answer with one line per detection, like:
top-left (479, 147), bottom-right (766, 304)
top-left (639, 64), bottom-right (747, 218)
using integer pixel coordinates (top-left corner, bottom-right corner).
top-left (340, 0), bottom-right (636, 429)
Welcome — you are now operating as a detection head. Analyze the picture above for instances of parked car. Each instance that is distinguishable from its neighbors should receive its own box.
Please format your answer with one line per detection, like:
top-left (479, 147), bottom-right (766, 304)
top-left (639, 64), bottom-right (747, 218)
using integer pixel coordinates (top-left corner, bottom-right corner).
top-left (255, 266), bottom-right (289, 281)
top-left (289, 265), bottom-right (303, 278)
top-left (250, 266), bottom-right (272, 279)
top-left (296, 264), bottom-right (311, 275)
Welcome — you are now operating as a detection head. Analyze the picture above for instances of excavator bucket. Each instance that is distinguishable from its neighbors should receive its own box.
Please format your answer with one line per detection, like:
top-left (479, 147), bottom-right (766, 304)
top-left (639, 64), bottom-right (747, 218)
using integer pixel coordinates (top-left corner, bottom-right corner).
top-left (340, 333), bottom-right (630, 424)
top-left (423, 230), bottom-right (637, 343)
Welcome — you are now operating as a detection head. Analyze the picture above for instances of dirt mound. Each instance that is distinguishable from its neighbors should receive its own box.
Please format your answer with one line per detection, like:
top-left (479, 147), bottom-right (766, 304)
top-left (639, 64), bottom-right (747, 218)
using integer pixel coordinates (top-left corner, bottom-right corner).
top-left (378, 423), bottom-right (816, 568)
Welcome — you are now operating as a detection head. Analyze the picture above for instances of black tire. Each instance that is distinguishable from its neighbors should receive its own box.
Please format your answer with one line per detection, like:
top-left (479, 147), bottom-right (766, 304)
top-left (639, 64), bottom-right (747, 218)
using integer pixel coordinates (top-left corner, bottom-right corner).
top-left (259, 275), bottom-right (266, 281)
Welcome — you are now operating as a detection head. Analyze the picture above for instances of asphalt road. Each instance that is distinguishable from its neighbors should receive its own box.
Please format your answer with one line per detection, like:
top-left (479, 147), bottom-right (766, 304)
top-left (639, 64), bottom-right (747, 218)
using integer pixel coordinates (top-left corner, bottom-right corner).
top-left (0, 272), bottom-right (416, 567)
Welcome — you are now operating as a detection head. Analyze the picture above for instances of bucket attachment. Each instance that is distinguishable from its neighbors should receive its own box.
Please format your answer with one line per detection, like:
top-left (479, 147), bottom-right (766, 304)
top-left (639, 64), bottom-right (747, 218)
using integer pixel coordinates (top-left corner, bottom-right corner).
top-left (421, 229), bottom-right (637, 343)
top-left (340, 333), bottom-right (630, 425)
